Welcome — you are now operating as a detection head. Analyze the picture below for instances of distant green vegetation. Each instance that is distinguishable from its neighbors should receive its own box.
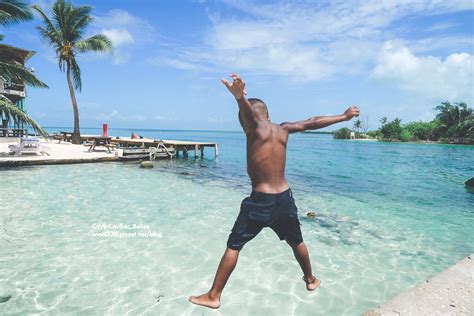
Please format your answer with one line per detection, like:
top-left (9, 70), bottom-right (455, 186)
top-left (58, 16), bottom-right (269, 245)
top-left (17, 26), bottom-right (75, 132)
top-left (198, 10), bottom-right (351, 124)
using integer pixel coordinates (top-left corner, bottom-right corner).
top-left (302, 130), bottom-right (333, 134)
top-left (333, 127), bottom-right (352, 139)
top-left (333, 101), bottom-right (474, 144)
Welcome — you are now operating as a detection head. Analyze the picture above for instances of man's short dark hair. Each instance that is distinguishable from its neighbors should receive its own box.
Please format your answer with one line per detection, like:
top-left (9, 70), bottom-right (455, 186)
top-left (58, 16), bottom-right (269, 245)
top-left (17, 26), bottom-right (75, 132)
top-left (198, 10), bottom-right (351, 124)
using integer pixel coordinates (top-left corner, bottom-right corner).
top-left (238, 98), bottom-right (268, 127)
top-left (248, 98), bottom-right (266, 107)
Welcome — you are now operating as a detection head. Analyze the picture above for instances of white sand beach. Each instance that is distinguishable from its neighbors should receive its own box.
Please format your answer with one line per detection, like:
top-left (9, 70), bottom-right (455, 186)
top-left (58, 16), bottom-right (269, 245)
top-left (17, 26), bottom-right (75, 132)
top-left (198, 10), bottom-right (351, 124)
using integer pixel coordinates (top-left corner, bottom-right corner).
top-left (0, 138), bottom-right (121, 164)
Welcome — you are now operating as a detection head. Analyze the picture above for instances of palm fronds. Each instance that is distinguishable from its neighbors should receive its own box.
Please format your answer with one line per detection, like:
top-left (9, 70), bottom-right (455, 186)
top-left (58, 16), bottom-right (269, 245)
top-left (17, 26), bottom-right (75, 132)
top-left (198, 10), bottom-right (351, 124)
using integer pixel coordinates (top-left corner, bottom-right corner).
top-left (33, 0), bottom-right (113, 90)
top-left (0, 1), bottom-right (48, 88)
top-left (0, 60), bottom-right (49, 88)
top-left (69, 56), bottom-right (81, 90)
top-left (0, 0), bottom-right (33, 26)
top-left (76, 34), bottom-right (113, 53)
top-left (0, 97), bottom-right (48, 136)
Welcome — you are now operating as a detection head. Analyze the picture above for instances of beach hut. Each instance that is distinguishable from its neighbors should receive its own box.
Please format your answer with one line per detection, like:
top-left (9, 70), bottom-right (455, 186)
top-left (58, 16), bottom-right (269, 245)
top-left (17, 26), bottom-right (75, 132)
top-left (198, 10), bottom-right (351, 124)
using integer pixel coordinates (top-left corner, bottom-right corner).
top-left (0, 44), bottom-right (36, 137)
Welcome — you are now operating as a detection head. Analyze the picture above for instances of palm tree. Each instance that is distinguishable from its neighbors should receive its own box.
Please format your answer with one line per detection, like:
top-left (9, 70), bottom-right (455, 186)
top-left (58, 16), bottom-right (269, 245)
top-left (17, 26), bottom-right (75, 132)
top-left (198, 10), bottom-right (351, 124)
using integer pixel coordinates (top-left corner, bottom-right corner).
top-left (435, 101), bottom-right (472, 127)
top-left (0, 96), bottom-right (47, 136)
top-left (435, 101), bottom-right (473, 137)
top-left (33, 0), bottom-right (112, 144)
top-left (353, 119), bottom-right (362, 133)
top-left (0, 0), bottom-right (48, 87)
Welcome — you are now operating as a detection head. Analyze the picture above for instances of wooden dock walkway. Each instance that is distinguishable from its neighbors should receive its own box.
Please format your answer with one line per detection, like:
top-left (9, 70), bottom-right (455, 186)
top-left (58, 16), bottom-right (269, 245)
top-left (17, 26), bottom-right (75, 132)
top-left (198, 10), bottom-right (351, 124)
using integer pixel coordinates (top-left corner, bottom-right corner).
top-left (55, 133), bottom-right (219, 158)
top-left (109, 137), bottom-right (218, 158)
top-left (0, 136), bottom-right (218, 167)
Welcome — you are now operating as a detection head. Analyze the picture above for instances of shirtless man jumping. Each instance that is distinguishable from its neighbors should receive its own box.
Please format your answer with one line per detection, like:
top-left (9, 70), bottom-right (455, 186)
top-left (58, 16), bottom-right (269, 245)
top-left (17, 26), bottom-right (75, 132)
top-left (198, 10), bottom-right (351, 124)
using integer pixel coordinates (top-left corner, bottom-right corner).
top-left (189, 74), bottom-right (360, 309)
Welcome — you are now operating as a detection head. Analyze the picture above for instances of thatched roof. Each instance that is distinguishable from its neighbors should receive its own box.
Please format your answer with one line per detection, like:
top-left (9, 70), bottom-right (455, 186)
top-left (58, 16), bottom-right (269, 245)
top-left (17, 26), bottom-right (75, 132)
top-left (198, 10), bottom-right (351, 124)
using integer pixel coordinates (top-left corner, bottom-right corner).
top-left (0, 44), bottom-right (35, 65)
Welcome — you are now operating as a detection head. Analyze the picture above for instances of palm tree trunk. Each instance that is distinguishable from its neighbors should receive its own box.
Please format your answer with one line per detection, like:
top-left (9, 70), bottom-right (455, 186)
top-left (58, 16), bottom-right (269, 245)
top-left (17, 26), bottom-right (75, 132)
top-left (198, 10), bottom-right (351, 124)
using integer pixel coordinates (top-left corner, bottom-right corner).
top-left (66, 61), bottom-right (81, 144)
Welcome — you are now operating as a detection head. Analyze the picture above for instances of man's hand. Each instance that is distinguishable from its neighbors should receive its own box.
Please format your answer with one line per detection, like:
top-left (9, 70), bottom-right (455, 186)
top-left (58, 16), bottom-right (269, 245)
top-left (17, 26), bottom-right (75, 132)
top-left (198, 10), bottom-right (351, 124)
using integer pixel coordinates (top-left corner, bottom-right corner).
top-left (222, 73), bottom-right (247, 100)
top-left (343, 106), bottom-right (360, 121)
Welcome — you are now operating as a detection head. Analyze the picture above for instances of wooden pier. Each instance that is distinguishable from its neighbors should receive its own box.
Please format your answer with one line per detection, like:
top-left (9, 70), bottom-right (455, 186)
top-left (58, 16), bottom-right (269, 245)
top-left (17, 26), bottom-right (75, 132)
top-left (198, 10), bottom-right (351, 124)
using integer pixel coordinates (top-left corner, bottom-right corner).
top-left (55, 133), bottom-right (219, 159)
top-left (108, 137), bottom-right (218, 158)
top-left (57, 133), bottom-right (219, 158)
top-left (164, 140), bottom-right (218, 158)
top-left (0, 136), bottom-right (218, 167)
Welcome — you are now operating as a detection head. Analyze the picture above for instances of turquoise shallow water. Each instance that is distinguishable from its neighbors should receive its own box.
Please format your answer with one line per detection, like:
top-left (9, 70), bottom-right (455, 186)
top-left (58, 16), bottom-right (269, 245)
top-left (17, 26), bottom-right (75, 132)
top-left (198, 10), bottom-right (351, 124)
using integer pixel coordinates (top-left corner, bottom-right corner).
top-left (1, 129), bottom-right (473, 315)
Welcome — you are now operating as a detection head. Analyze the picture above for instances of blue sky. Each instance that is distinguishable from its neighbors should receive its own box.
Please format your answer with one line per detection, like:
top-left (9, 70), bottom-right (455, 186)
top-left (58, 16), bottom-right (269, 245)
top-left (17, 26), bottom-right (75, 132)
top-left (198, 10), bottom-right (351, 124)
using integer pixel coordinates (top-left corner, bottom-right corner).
top-left (3, 0), bottom-right (474, 131)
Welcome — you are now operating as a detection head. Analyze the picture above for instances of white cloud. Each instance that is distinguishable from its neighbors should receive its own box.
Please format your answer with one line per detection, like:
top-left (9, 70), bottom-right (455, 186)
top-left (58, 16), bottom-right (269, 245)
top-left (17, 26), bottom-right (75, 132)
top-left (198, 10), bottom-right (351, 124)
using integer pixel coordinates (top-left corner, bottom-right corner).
top-left (153, 58), bottom-right (202, 71)
top-left (88, 109), bottom-right (168, 122)
top-left (371, 41), bottom-right (473, 101)
top-left (93, 9), bottom-right (155, 64)
top-left (425, 22), bottom-right (458, 32)
top-left (152, 0), bottom-right (473, 83)
top-left (100, 29), bottom-right (134, 47)
top-left (94, 9), bottom-right (155, 44)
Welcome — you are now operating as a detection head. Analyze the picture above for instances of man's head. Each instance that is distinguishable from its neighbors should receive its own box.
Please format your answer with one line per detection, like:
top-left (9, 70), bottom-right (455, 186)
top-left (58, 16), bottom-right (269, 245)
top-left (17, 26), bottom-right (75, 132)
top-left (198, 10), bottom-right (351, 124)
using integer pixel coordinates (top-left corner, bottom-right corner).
top-left (238, 98), bottom-right (269, 127)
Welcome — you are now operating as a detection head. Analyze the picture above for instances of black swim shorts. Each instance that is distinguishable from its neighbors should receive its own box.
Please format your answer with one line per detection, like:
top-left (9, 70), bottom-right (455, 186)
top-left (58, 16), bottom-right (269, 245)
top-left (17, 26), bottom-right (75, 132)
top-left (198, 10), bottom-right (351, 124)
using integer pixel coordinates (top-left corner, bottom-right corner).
top-left (227, 188), bottom-right (303, 251)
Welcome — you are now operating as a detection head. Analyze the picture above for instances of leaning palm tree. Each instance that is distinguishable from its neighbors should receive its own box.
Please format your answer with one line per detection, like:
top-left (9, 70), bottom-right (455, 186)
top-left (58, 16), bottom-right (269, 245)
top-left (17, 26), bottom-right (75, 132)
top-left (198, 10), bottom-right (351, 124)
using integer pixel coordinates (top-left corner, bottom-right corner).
top-left (33, 0), bottom-right (113, 144)
top-left (0, 96), bottom-right (47, 136)
top-left (0, 0), bottom-right (48, 87)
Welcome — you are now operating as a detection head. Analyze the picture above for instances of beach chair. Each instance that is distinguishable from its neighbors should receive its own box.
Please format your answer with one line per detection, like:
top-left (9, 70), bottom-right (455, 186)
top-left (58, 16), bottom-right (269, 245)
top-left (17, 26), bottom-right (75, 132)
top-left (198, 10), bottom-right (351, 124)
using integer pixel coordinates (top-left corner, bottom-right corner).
top-left (10, 137), bottom-right (43, 156)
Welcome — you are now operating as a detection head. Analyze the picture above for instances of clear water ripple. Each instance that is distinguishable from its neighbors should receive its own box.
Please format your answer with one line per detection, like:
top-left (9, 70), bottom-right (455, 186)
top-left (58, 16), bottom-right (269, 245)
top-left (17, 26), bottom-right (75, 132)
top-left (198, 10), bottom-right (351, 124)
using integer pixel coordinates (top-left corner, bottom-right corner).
top-left (1, 129), bottom-right (473, 315)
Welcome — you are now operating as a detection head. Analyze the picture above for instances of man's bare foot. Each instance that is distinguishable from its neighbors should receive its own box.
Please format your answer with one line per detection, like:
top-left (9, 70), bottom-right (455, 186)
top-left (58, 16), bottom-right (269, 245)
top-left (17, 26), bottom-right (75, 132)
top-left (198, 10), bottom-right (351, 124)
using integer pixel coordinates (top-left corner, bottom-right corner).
top-left (188, 293), bottom-right (220, 309)
top-left (302, 275), bottom-right (321, 291)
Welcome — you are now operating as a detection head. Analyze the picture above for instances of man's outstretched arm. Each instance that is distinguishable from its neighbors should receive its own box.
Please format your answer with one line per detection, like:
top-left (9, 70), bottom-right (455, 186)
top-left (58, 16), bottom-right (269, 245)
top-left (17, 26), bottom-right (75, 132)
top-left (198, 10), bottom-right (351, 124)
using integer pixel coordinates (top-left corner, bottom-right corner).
top-left (281, 106), bottom-right (360, 134)
top-left (221, 74), bottom-right (258, 132)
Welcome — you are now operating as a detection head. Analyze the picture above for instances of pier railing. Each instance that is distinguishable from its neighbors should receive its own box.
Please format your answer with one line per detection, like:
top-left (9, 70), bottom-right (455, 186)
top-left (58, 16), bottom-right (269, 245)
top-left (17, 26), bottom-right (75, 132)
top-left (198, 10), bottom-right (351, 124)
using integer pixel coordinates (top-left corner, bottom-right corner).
top-left (0, 128), bottom-right (27, 137)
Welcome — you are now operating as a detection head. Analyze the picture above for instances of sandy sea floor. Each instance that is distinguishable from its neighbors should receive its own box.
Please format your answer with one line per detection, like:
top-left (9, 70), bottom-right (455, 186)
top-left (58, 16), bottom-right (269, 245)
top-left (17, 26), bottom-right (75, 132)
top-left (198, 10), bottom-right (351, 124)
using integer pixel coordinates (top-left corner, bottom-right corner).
top-left (1, 131), bottom-right (473, 315)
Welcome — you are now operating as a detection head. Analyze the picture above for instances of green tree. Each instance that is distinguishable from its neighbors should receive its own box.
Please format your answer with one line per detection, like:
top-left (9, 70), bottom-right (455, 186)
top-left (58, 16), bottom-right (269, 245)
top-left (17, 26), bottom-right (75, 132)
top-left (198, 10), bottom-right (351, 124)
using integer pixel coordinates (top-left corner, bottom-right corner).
top-left (378, 117), bottom-right (413, 142)
top-left (399, 129), bottom-right (413, 142)
top-left (333, 127), bottom-right (352, 139)
top-left (379, 117), bottom-right (402, 140)
top-left (0, 0), bottom-right (48, 87)
top-left (33, 0), bottom-right (113, 144)
top-left (353, 119), bottom-right (362, 133)
top-left (453, 115), bottom-right (474, 139)
top-left (0, 96), bottom-right (47, 136)
top-left (404, 120), bottom-right (439, 141)
top-left (435, 101), bottom-right (473, 137)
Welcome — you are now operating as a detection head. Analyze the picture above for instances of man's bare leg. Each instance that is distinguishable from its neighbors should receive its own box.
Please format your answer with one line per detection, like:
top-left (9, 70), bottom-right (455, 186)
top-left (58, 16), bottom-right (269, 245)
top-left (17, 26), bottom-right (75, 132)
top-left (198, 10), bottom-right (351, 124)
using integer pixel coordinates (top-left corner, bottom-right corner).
top-left (189, 247), bottom-right (239, 309)
top-left (286, 240), bottom-right (321, 291)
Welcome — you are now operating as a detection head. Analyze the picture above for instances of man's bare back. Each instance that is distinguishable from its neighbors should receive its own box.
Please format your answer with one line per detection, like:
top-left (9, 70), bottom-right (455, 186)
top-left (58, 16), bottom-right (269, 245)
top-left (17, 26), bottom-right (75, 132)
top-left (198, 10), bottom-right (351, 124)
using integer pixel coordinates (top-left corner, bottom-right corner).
top-left (189, 74), bottom-right (359, 309)
top-left (227, 72), bottom-right (358, 194)
top-left (246, 122), bottom-right (289, 193)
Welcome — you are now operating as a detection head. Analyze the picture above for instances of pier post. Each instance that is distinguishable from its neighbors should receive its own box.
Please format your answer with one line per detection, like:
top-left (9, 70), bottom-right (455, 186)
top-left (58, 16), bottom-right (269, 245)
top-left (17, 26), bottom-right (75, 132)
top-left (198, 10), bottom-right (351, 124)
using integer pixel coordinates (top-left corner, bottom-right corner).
top-left (194, 144), bottom-right (199, 158)
top-left (214, 144), bottom-right (219, 157)
top-left (201, 147), bottom-right (204, 157)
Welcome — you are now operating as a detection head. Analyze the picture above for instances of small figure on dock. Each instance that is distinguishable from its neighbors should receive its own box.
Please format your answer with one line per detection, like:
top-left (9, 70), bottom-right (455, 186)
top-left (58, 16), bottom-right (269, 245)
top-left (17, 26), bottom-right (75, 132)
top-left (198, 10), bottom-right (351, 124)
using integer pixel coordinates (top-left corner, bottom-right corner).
top-left (189, 73), bottom-right (359, 309)
top-left (131, 132), bottom-right (144, 139)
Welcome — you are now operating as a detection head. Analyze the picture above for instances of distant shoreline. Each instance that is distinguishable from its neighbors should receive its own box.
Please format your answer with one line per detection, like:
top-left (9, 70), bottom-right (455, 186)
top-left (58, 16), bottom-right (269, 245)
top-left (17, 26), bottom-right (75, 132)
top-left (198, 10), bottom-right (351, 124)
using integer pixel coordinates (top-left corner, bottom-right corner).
top-left (301, 131), bottom-right (334, 134)
top-left (44, 127), bottom-right (339, 135)
top-left (336, 138), bottom-right (474, 146)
